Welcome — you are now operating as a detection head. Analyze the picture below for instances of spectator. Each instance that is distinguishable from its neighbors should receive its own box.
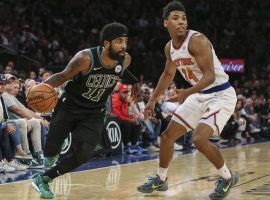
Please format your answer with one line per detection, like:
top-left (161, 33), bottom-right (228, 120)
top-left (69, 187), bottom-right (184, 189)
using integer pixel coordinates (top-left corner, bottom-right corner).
top-left (137, 88), bottom-right (161, 152)
top-left (112, 84), bottom-right (141, 154)
top-left (241, 98), bottom-right (261, 135)
top-left (2, 74), bottom-right (47, 166)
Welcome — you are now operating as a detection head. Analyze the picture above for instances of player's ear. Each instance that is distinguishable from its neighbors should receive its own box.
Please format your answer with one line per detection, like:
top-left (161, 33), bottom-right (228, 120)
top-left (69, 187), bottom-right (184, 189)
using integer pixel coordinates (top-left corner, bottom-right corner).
top-left (164, 20), bottom-right (168, 28)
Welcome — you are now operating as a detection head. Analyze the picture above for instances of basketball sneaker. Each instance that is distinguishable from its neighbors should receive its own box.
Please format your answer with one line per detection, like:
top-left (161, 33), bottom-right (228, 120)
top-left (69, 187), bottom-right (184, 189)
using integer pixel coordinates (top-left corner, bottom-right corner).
top-left (32, 175), bottom-right (54, 199)
top-left (137, 175), bottom-right (168, 193)
top-left (44, 155), bottom-right (59, 168)
top-left (34, 151), bottom-right (45, 165)
top-left (209, 171), bottom-right (239, 200)
top-left (27, 159), bottom-right (45, 169)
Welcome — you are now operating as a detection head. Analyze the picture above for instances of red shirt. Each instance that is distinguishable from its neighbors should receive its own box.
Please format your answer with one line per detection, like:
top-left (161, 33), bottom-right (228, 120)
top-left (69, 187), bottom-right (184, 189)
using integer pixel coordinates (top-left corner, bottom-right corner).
top-left (111, 92), bottom-right (132, 121)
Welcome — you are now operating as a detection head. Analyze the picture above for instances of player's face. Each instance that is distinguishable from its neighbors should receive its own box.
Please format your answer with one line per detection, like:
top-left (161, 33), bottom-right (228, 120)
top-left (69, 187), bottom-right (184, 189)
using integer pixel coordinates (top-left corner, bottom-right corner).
top-left (108, 37), bottom-right (128, 61)
top-left (164, 11), bottom-right (188, 38)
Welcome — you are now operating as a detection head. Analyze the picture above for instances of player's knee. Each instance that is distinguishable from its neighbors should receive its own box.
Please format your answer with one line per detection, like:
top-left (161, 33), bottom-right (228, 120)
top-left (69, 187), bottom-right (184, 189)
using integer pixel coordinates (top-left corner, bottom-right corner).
top-left (75, 143), bottom-right (94, 165)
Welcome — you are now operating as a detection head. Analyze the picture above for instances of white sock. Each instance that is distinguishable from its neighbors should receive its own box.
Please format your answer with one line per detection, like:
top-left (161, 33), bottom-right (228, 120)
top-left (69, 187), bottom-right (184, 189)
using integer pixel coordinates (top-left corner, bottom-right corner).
top-left (157, 167), bottom-right (168, 181)
top-left (218, 164), bottom-right (232, 180)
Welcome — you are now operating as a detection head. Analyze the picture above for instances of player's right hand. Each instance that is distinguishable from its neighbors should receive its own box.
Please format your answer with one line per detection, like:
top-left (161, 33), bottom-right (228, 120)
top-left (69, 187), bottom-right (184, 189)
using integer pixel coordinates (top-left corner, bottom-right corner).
top-left (143, 100), bottom-right (156, 119)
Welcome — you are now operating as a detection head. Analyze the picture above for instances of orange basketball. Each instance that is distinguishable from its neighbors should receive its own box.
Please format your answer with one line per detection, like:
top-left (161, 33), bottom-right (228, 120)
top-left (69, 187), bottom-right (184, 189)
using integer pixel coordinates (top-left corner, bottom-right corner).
top-left (27, 83), bottom-right (58, 113)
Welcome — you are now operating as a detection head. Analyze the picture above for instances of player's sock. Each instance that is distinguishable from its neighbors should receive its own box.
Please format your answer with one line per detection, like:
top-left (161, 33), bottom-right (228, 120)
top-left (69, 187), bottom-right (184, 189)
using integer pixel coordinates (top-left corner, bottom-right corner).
top-left (44, 154), bottom-right (80, 179)
top-left (157, 166), bottom-right (168, 181)
top-left (218, 163), bottom-right (231, 180)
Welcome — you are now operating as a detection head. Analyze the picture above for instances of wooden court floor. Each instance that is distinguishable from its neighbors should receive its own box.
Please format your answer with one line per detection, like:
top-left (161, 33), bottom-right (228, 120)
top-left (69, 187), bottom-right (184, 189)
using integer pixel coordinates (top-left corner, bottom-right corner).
top-left (0, 142), bottom-right (270, 200)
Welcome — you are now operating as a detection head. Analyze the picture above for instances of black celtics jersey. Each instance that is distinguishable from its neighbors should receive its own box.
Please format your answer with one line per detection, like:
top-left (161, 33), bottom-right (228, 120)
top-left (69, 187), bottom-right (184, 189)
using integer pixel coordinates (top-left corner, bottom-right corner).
top-left (63, 46), bottom-right (125, 109)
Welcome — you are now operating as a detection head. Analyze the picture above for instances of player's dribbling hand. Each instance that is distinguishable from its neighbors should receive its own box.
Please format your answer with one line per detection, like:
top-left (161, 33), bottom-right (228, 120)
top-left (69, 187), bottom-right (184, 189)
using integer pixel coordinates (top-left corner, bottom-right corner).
top-left (167, 89), bottom-right (189, 103)
top-left (143, 100), bottom-right (156, 119)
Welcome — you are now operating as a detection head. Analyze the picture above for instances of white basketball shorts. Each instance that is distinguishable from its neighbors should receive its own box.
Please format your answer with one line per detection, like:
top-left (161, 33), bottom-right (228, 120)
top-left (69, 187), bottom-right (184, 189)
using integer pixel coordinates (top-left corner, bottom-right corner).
top-left (171, 87), bottom-right (237, 136)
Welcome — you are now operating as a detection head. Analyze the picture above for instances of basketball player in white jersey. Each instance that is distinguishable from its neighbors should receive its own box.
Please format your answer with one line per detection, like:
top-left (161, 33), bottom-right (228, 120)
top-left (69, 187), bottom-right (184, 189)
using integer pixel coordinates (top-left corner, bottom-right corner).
top-left (137, 1), bottom-right (239, 199)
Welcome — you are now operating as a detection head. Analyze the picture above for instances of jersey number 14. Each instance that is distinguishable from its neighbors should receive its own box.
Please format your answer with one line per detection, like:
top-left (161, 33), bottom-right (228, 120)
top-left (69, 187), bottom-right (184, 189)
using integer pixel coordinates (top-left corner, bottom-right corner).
top-left (181, 68), bottom-right (199, 82)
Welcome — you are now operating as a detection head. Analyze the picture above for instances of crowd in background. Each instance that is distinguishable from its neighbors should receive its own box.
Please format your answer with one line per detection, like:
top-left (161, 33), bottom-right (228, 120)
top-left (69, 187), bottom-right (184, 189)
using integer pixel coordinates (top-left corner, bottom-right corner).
top-left (0, 0), bottom-right (269, 172)
top-left (0, 72), bottom-right (51, 174)
top-left (110, 77), bottom-right (270, 154)
top-left (0, 0), bottom-right (269, 83)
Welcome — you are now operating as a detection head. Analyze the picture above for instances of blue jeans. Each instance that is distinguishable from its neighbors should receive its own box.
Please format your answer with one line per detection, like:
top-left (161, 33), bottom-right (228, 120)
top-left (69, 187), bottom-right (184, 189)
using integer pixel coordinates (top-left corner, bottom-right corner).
top-left (41, 125), bottom-right (48, 150)
top-left (0, 127), bottom-right (16, 161)
top-left (6, 121), bottom-right (21, 146)
top-left (141, 119), bottom-right (161, 146)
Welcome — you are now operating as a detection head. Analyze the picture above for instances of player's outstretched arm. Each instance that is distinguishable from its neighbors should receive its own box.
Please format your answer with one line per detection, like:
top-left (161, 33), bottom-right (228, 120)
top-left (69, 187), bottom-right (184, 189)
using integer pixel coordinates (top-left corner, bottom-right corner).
top-left (44, 50), bottom-right (91, 88)
top-left (185, 34), bottom-right (215, 95)
top-left (150, 42), bottom-right (177, 103)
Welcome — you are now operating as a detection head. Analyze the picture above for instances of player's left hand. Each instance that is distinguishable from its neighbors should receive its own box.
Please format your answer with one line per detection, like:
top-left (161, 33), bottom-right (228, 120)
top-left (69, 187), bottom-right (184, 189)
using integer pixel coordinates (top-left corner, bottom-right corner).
top-left (167, 89), bottom-right (189, 103)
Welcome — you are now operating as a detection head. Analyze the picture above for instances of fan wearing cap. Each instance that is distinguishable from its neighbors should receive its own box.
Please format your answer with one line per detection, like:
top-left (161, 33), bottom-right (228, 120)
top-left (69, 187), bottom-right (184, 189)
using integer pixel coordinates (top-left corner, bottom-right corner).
top-left (0, 74), bottom-right (29, 171)
top-left (2, 74), bottom-right (48, 164)
top-left (31, 22), bottom-right (139, 199)
top-left (111, 83), bottom-right (142, 153)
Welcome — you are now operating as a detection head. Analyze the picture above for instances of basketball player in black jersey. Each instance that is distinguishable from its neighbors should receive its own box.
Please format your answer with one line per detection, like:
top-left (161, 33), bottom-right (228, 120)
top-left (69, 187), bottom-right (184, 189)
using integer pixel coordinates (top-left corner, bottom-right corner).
top-left (32, 22), bottom-right (136, 199)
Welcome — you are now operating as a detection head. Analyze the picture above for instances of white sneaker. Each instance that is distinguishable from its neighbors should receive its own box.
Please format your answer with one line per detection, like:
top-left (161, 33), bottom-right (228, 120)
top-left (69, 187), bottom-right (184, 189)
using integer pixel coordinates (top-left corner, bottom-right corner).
top-left (250, 127), bottom-right (261, 133)
top-left (147, 145), bottom-right (159, 152)
top-left (0, 160), bottom-right (15, 173)
top-left (174, 143), bottom-right (183, 151)
top-left (8, 160), bottom-right (28, 171)
top-left (15, 150), bottom-right (33, 160)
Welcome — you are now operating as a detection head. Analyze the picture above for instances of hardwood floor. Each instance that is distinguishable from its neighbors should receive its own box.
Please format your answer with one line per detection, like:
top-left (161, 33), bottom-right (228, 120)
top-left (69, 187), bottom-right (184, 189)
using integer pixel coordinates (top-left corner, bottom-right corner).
top-left (0, 142), bottom-right (269, 200)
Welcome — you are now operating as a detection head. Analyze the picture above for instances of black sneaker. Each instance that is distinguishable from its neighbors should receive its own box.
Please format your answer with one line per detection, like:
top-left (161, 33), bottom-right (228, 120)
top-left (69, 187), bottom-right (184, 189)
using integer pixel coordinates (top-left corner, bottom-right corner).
top-left (137, 175), bottom-right (168, 193)
top-left (209, 171), bottom-right (239, 200)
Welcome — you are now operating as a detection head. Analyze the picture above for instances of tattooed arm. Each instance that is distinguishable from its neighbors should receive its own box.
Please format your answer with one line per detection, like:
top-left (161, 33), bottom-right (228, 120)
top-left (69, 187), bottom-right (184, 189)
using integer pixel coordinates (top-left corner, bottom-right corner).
top-left (44, 50), bottom-right (91, 88)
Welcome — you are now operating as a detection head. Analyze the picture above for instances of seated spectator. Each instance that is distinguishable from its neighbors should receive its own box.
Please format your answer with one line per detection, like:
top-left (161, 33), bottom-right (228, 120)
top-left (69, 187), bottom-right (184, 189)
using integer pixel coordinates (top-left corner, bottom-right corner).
top-left (35, 67), bottom-right (46, 83)
top-left (136, 88), bottom-right (160, 152)
top-left (162, 87), bottom-right (185, 151)
top-left (235, 99), bottom-right (254, 143)
top-left (241, 98), bottom-right (261, 136)
top-left (2, 74), bottom-right (48, 167)
top-left (15, 79), bottom-right (49, 149)
top-left (16, 79), bottom-right (36, 107)
top-left (255, 97), bottom-right (270, 130)
top-left (111, 84), bottom-right (141, 154)
top-left (0, 76), bottom-right (27, 171)
top-left (0, 78), bottom-right (31, 160)
top-left (0, 120), bottom-right (28, 171)
top-left (40, 71), bottom-right (50, 82)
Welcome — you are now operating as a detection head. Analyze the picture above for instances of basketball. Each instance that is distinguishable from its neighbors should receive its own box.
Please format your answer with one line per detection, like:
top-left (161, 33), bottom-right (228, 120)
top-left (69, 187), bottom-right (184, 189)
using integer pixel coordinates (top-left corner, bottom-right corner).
top-left (27, 83), bottom-right (58, 113)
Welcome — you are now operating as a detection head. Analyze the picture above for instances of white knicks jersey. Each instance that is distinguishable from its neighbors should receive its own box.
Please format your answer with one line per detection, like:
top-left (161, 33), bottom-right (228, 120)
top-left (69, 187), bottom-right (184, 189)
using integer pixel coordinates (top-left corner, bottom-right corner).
top-left (170, 30), bottom-right (229, 89)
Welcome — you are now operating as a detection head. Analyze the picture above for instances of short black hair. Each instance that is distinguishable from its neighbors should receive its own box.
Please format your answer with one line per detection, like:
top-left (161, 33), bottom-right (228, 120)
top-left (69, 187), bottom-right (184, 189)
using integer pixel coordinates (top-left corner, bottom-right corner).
top-left (100, 22), bottom-right (128, 44)
top-left (163, 1), bottom-right (186, 20)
